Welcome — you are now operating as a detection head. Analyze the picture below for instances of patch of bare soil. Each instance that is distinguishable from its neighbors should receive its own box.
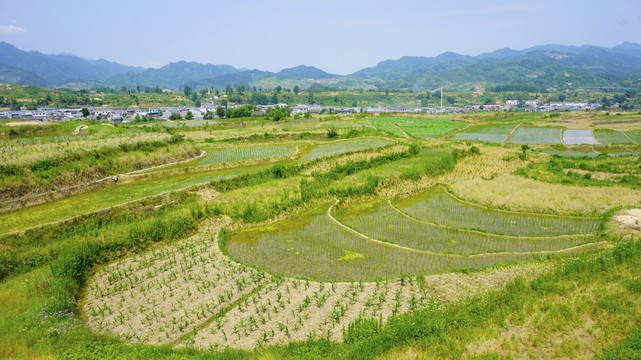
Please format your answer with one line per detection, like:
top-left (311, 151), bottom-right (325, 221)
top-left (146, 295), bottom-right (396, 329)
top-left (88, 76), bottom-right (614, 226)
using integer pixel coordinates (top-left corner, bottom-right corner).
top-left (72, 124), bottom-right (89, 135)
top-left (614, 209), bottom-right (641, 232)
top-left (423, 262), bottom-right (552, 303)
top-left (5, 121), bottom-right (53, 126)
top-left (196, 186), bottom-right (220, 201)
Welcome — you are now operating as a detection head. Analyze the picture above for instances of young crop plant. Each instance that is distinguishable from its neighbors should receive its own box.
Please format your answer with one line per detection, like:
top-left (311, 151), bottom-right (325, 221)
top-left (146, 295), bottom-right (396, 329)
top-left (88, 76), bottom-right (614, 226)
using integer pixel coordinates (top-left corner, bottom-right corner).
top-left (299, 138), bottom-right (394, 162)
top-left (83, 220), bottom-right (271, 345)
top-left (224, 202), bottom-right (558, 282)
top-left (393, 187), bottom-right (601, 237)
top-left (198, 143), bottom-right (298, 166)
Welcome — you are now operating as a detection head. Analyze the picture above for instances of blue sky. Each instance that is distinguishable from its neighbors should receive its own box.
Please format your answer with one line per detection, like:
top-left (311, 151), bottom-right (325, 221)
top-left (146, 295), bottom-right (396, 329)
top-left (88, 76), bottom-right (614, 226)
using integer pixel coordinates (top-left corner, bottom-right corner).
top-left (1, 0), bottom-right (640, 74)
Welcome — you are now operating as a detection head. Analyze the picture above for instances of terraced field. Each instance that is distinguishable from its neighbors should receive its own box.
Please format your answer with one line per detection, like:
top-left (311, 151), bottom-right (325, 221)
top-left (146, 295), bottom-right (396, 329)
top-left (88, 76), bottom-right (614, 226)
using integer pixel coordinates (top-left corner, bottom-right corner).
top-left (506, 127), bottom-right (563, 144)
top-left (594, 129), bottom-right (634, 144)
top-left (453, 124), bottom-right (517, 143)
top-left (299, 138), bottom-right (394, 162)
top-left (393, 188), bottom-right (601, 237)
top-left (335, 200), bottom-right (593, 255)
top-left (0, 166), bottom-right (256, 234)
top-left (368, 117), bottom-right (464, 138)
top-left (224, 203), bottom-right (597, 282)
top-left (563, 129), bottom-right (599, 145)
top-left (85, 219), bottom-right (548, 350)
top-left (198, 144), bottom-right (298, 166)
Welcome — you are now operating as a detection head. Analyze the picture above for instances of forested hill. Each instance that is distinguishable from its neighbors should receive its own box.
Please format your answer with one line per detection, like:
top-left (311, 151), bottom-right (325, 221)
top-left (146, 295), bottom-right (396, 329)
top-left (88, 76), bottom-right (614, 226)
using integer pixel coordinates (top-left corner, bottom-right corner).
top-left (1, 41), bottom-right (640, 91)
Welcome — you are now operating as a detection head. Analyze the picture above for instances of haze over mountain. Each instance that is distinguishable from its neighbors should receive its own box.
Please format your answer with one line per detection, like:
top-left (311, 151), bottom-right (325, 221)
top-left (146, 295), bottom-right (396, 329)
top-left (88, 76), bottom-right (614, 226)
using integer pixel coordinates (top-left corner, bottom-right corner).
top-left (1, 41), bottom-right (640, 92)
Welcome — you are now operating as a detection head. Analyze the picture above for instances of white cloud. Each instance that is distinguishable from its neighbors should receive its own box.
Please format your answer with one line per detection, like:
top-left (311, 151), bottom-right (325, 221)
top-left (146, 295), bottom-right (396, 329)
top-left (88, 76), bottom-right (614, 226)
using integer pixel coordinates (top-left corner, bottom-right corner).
top-left (0, 25), bottom-right (25, 34)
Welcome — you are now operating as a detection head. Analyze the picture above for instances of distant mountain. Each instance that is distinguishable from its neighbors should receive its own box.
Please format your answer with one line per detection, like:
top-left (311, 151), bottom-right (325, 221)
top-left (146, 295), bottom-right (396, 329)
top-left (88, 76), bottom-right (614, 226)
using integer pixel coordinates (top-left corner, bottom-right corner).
top-left (189, 69), bottom-right (275, 89)
top-left (0, 61), bottom-right (49, 87)
top-left (0, 42), bottom-right (143, 87)
top-left (103, 61), bottom-right (241, 90)
top-left (345, 43), bottom-right (641, 90)
top-left (277, 65), bottom-right (337, 79)
top-left (1, 41), bottom-right (641, 92)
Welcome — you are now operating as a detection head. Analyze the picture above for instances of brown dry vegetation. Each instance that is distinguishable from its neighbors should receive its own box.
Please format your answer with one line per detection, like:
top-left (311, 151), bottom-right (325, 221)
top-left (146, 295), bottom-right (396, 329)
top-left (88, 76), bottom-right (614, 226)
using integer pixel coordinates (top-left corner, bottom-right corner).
top-left (450, 174), bottom-right (641, 215)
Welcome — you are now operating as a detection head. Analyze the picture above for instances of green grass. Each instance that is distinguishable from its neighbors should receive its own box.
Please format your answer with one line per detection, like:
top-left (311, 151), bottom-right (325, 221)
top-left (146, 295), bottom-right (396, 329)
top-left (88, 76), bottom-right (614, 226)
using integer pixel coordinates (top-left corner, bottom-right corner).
top-left (453, 124), bottom-right (518, 143)
top-left (225, 203), bottom-right (542, 282)
top-left (366, 117), bottom-right (408, 137)
top-left (335, 200), bottom-right (592, 255)
top-left (394, 187), bottom-right (601, 237)
top-left (594, 129), bottom-right (635, 144)
top-left (299, 138), bottom-right (394, 162)
top-left (506, 127), bottom-right (563, 145)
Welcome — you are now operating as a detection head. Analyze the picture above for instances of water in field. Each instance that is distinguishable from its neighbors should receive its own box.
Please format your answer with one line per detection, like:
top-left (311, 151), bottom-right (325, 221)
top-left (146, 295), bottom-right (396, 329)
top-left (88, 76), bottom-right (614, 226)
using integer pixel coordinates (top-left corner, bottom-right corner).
top-left (224, 203), bottom-right (573, 282)
top-left (394, 188), bottom-right (601, 237)
top-left (453, 124), bottom-right (517, 143)
top-left (506, 127), bottom-right (563, 144)
top-left (299, 138), bottom-right (394, 162)
top-left (335, 200), bottom-right (592, 255)
top-left (199, 143), bottom-right (297, 165)
top-left (563, 130), bottom-right (599, 145)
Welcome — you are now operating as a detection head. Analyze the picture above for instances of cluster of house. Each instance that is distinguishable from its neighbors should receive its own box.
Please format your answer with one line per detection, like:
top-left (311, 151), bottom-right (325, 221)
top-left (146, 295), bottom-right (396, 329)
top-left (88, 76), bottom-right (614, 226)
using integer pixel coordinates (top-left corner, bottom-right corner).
top-left (0, 100), bottom-right (615, 123)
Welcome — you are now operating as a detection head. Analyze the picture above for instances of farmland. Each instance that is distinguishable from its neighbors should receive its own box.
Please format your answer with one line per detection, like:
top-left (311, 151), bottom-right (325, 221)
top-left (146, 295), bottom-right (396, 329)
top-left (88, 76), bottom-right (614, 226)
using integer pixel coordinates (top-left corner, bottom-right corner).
top-left (453, 123), bottom-right (518, 143)
top-left (367, 117), bottom-right (465, 138)
top-left (2, 110), bottom-right (641, 359)
top-left (506, 126), bottom-right (563, 145)
top-left (197, 143), bottom-right (298, 166)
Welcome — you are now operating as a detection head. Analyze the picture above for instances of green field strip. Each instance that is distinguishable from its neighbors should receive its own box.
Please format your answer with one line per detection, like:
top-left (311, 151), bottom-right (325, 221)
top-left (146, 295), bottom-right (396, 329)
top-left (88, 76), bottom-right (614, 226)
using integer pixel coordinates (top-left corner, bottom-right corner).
top-left (334, 200), bottom-right (592, 256)
top-left (393, 188), bottom-right (601, 237)
top-left (0, 166), bottom-right (266, 235)
top-left (198, 143), bottom-right (298, 166)
top-left (594, 129), bottom-right (635, 145)
top-left (299, 138), bottom-right (394, 162)
top-left (224, 202), bottom-right (603, 282)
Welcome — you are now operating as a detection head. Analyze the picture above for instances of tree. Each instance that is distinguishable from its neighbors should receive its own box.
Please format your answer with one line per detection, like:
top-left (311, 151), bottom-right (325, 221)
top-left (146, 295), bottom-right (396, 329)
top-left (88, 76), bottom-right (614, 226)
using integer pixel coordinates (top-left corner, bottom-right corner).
top-left (265, 106), bottom-right (290, 121)
top-left (185, 110), bottom-right (194, 120)
top-left (81, 107), bottom-right (90, 118)
top-left (270, 93), bottom-right (279, 104)
top-left (169, 112), bottom-right (182, 120)
top-left (293, 85), bottom-right (300, 95)
top-left (216, 107), bottom-right (226, 118)
top-left (237, 84), bottom-right (244, 95)
top-left (275, 85), bottom-right (282, 94)
top-left (446, 96), bottom-right (455, 105)
top-left (307, 91), bottom-right (314, 104)
top-left (558, 94), bottom-right (567, 102)
top-left (183, 85), bottom-right (192, 97)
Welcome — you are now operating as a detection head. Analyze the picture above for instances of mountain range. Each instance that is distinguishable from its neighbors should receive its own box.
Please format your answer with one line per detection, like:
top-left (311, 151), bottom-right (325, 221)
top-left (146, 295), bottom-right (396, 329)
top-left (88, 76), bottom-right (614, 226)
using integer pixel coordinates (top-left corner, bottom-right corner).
top-left (1, 41), bottom-right (640, 92)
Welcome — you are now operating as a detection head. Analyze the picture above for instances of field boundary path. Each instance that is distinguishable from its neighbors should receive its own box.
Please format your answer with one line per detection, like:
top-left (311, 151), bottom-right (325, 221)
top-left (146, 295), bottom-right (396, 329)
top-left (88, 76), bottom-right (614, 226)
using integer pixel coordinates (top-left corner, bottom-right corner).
top-left (385, 200), bottom-right (594, 240)
top-left (327, 201), bottom-right (608, 258)
top-left (501, 124), bottom-right (521, 145)
top-left (0, 150), bottom-right (206, 210)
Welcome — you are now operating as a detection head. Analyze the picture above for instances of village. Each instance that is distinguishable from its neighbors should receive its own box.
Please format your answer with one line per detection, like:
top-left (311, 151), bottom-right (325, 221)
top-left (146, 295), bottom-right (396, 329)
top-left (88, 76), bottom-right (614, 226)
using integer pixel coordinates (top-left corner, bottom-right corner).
top-left (0, 99), bottom-right (611, 123)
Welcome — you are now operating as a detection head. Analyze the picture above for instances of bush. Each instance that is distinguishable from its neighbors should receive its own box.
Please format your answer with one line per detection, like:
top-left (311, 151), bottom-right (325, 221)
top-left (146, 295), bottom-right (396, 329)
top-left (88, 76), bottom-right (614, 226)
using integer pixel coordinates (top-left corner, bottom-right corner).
top-left (344, 317), bottom-right (383, 344)
top-left (0, 164), bottom-right (23, 177)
